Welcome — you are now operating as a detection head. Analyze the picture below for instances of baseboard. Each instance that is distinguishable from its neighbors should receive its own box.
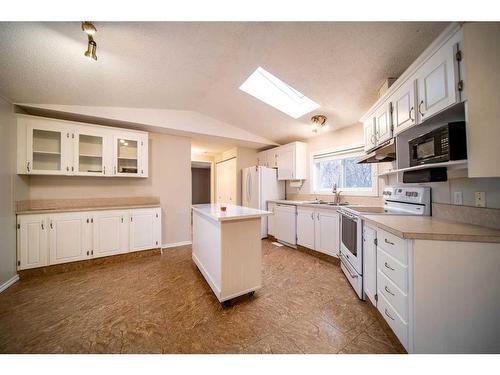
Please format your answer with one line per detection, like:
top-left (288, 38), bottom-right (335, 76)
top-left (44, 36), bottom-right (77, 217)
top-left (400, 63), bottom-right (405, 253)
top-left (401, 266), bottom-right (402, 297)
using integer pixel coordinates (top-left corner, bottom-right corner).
top-left (0, 274), bottom-right (19, 293)
top-left (161, 241), bottom-right (192, 250)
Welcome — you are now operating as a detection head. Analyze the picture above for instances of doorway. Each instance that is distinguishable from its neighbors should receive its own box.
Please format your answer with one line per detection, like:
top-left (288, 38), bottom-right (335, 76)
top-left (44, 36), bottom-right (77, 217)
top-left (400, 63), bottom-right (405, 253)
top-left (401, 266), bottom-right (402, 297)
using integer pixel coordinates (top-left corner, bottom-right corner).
top-left (191, 161), bottom-right (212, 204)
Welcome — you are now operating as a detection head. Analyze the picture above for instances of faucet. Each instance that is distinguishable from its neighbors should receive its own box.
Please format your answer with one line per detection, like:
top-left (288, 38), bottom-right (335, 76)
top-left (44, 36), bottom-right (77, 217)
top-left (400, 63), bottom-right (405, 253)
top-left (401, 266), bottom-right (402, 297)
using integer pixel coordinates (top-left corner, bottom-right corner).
top-left (332, 183), bottom-right (342, 205)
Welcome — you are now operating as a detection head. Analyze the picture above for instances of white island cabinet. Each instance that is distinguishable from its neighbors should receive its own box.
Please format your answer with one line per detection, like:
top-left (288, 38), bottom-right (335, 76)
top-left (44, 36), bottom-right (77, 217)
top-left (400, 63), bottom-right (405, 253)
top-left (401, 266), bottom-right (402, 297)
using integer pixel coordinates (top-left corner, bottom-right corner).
top-left (191, 204), bottom-right (271, 304)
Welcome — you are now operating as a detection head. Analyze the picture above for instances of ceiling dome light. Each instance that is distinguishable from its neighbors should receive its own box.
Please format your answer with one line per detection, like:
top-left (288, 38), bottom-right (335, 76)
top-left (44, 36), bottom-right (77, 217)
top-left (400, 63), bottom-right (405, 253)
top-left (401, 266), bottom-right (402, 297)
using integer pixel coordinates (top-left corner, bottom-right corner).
top-left (84, 38), bottom-right (97, 61)
top-left (81, 21), bottom-right (97, 36)
top-left (311, 115), bottom-right (328, 133)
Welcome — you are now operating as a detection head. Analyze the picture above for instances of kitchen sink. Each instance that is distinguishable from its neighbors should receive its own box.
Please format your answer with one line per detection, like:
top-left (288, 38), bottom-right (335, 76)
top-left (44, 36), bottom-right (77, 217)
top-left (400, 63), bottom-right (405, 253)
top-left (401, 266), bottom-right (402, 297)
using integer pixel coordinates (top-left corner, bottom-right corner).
top-left (307, 201), bottom-right (349, 206)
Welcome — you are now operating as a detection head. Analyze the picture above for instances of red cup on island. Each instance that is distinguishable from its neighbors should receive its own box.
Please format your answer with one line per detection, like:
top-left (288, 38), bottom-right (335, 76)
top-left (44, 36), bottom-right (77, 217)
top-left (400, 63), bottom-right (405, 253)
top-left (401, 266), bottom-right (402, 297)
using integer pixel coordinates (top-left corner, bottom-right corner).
top-left (220, 206), bottom-right (227, 212)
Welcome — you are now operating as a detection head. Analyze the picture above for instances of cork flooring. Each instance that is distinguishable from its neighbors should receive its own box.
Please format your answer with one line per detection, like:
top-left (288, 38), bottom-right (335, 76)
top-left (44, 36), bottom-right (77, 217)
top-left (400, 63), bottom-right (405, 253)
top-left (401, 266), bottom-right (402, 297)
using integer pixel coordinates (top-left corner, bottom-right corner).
top-left (0, 240), bottom-right (405, 354)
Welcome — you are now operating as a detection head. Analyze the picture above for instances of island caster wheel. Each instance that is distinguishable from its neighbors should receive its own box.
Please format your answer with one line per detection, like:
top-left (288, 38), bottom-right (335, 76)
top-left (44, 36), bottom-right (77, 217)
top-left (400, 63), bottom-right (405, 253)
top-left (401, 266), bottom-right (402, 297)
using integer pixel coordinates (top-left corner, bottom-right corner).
top-left (249, 291), bottom-right (255, 297)
top-left (223, 300), bottom-right (233, 308)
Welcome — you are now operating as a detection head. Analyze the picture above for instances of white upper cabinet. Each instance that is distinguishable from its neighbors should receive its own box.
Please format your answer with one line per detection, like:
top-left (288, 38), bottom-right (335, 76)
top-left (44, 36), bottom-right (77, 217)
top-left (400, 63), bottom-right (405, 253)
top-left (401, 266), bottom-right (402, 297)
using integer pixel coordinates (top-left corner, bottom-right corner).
top-left (393, 78), bottom-right (417, 135)
top-left (257, 150), bottom-right (268, 167)
top-left (267, 148), bottom-right (278, 168)
top-left (374, 101), bottom-right (393, 144)
top-left (363, 118), bottom-right (377, 152)
top-left (276, 142), bottom-right (307, 180)
top-left (18, 115), bottom-right (149, 178)
top-left (416, 35), bottom-right (459, 121)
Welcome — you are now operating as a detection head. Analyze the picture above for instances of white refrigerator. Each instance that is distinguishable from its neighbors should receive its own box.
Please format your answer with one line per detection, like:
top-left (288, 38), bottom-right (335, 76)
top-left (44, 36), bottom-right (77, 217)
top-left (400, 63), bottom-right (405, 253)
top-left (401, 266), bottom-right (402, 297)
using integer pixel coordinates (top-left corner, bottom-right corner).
top-left (242, 166), bottom-right (285, 238)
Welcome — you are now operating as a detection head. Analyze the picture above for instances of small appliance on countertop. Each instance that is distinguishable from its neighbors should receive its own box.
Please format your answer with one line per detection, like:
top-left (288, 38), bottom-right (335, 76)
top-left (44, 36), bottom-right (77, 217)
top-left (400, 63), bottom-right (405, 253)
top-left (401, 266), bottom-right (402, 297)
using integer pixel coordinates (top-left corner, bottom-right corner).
top-left (338, 186), bottom-right (431, 299)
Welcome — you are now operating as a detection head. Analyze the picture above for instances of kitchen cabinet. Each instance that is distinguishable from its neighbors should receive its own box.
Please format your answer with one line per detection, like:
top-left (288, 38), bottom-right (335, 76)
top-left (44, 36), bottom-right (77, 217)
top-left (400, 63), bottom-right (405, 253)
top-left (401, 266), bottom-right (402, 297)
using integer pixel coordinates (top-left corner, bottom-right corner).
top-left (257, 150), bottom-right (268, 167)
top-left (93, 210), bottom-right (130, 257)
top-left (17, 214), bottom-right (48, 270)
top-left (274, 204), bottom-right (296, 246)
top-left (362, 223), bottom-right (377, 306)
top-left (314, 210), bottom-right (340, 257)
top-left (373, 101), bottom-right (393, 145)
top-left (363, 118), bottom-right (377, 152)
top-left (297, 207), bottom-right (315, 249)
top-left (216, 158), bottom-right (237, 204)
top-left (16, 207), bottom-right (162, 270)
top-left (17, 114), bottom-right (149, 178)
top-left (48, 212), bottom-right (90, 265)
top-left (392, 78), bottom-right (417, 135)
top-left (267, 202), bottom-right (276, 236)
top-left (415, 35), bottom-right (459, 122)
top-left (276, 142), bottom-right (307, 180)
top-left (130, 208), bottom-right (162, 252)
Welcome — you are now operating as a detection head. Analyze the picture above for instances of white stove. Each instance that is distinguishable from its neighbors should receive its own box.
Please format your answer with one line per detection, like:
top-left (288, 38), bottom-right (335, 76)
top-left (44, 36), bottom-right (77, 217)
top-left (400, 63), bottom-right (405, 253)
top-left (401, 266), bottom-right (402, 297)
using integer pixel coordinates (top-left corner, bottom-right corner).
top-left (338, 186), bottom-right (431, 299)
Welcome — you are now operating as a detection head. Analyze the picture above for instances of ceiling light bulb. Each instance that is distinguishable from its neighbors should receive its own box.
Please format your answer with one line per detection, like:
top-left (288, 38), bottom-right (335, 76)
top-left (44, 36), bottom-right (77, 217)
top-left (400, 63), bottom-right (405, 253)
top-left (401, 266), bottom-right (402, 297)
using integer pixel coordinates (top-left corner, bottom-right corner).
top-left (84, 38), bottom-right (97, 61)
top-left (123, 142), bottom-right (128, 146)
top-left (120, 139), bottom-right (125, 144)
top-left (82, 21), bottom-right (97, 36)
top-left (311, 115), bottom-right (328, 133)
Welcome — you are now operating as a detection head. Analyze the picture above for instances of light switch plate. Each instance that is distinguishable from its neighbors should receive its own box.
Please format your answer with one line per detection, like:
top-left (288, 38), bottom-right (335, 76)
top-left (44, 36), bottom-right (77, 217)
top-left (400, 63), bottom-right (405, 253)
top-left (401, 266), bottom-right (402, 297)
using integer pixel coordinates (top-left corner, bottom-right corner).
top-left (475, 192), bottom-right (486, 208)
top-left (453, 191), bottom-right (463, 205)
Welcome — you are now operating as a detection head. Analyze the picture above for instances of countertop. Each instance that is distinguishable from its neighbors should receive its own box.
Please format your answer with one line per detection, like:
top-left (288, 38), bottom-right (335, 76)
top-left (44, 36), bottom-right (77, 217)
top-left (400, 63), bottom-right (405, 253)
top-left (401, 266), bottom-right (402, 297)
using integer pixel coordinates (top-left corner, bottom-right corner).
top-left (361, 214), bottom-right (500, 243)
top-left (192, 204), bottom-right (271, 222)
top-left (17, 204), bottom-right (161, 215)
top-left (267, 199), bottom-right (352, 210)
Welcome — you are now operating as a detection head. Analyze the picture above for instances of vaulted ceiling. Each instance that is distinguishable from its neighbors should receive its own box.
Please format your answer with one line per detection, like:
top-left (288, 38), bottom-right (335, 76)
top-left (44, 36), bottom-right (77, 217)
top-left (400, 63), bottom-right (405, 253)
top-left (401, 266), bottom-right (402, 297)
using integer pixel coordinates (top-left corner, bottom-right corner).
top-left (0, 22), bottom-right (447, 144)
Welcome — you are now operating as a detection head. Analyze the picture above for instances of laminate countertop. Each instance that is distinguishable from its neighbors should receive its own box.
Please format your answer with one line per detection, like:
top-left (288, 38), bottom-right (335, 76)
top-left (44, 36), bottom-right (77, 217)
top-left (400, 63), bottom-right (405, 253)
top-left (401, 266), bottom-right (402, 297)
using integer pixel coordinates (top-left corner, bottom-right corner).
top-left (16, 204), bottom-right (161, 215)
top-left (192, 204), bottom-right (271, 222)
top-left (361, 214), bottom-right (500, 243)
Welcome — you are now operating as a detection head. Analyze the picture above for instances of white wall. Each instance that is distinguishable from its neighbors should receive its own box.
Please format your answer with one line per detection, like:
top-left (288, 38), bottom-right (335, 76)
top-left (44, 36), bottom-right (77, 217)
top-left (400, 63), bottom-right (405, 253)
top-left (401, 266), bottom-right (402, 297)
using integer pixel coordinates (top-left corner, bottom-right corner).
top-left (0, 96), bottom-right (29, 286)
top-left (27, 132), bottom-right (192, 246)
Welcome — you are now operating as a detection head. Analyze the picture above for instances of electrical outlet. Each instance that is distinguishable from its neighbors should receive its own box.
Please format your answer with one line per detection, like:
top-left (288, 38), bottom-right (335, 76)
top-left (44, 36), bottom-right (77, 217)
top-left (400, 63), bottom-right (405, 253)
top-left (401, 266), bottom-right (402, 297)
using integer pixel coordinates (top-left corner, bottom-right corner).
top-left (453, 191), bottom-right (463, 205)
top-left (475, 192), bottom-right (486, 208)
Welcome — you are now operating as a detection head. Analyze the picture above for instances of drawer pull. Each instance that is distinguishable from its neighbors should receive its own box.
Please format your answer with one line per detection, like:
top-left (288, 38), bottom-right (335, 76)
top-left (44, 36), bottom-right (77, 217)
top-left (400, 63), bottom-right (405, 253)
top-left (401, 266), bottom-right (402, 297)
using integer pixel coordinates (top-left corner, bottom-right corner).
top-left (384, 238), bottom-right (395, 246)
top-left (384, 308), bottom-right (395, 321)
top-left (384, 262), bottom-right (395, 271)
top-left (384, 286), bottom-right (395, 296)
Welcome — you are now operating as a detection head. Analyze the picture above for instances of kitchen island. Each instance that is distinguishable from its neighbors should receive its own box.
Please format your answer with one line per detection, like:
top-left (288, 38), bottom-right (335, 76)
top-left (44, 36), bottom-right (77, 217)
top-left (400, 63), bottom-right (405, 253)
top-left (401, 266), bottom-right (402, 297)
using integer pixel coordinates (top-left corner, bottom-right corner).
top-left (191, 204), bottom-right (271, 304)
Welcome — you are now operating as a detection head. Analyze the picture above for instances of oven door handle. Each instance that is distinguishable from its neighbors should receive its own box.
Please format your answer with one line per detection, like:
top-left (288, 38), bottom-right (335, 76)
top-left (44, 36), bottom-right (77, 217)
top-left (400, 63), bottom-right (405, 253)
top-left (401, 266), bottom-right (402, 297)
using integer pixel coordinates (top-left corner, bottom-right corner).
top-left (340, 254), bottom-right (358, 279)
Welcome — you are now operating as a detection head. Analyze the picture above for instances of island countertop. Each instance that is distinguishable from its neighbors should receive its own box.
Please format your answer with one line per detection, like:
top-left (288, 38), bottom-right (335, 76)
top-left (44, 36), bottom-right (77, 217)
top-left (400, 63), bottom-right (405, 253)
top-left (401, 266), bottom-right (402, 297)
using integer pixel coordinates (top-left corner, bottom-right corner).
top-left (192, 204), bottom-right (272, 222)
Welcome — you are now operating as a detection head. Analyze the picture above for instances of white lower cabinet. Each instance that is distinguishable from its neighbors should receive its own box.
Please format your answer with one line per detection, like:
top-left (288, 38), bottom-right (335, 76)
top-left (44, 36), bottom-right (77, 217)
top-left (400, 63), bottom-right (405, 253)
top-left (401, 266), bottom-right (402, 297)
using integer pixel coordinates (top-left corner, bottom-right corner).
top-left (49, 213), bottom-right (89, 265)
top-left (17, 214), bottom-right (48, 270)
top-left (130, 208), bottom-right (162, 251)
top-left (93, 210), bottom-right (129, 258)
top-left (295, 207), bottom-right (339, 257)
top-left (17, 207), bottom-right (162, 270)
top-left (362, 223), bottom-right (377, 306)
top-left (267, 202), bottom-right (276, 236)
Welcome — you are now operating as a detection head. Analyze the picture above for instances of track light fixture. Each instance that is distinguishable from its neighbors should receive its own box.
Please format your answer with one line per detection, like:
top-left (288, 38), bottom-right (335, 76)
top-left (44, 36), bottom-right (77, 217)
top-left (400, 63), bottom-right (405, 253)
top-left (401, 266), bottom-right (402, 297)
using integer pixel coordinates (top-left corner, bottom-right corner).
top-left (81, 21), bottom-right (97, 61)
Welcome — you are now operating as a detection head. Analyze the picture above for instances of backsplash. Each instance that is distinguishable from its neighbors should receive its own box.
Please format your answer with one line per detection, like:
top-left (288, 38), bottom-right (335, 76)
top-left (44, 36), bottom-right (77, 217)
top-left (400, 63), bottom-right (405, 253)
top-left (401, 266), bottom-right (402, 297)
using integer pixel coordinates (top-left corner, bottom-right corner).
top-left (432, 203), bottom-right (500, 230)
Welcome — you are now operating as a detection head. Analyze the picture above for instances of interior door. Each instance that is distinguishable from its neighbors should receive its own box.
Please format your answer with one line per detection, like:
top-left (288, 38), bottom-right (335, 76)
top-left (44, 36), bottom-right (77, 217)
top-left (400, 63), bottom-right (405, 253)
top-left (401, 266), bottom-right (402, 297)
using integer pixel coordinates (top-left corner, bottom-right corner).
top-left (297, 208), bottom-right (315, 249)
top-left (93, 210), bottom-right (129, 257)
top-left (18, 215), bottom-right (48, 270)
top-left (416, 39), bottom-right (458, 121)
top-left (393, 79), bottom-right (417, 135)
top-left (315, 211), bottom-right (340, 257)
top-left (363, 225), bottom-right (377, 305)
top-left (49, 213), bottom-right (87, 265)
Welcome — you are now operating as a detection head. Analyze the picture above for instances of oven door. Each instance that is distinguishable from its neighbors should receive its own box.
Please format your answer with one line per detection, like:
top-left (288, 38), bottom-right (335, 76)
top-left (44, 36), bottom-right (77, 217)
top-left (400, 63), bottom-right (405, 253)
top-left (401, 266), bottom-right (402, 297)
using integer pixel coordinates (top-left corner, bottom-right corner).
top-left (340, 211), bottom-right (362, 274)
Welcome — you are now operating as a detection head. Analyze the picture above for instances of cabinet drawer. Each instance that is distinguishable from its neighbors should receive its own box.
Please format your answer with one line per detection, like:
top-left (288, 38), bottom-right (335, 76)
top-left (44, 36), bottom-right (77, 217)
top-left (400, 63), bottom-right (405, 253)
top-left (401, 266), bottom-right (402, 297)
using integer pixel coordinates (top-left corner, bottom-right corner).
top-left (377, 292), bottom-right (408, 350)
top-left (377, 248), bottom-right (408, 292)
top-left (377, 270), bottom-right (408, 321)
top-left (376, 228), bottom-right (407, 264)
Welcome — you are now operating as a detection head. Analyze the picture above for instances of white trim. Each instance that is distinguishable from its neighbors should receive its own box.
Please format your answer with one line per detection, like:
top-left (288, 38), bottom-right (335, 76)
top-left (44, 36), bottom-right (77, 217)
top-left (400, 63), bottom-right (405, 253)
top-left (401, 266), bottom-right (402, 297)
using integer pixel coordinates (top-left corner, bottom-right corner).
top-left (161, 241), bottom-right (192, 251)
top-left (0, 274), bottom-right (19, 293)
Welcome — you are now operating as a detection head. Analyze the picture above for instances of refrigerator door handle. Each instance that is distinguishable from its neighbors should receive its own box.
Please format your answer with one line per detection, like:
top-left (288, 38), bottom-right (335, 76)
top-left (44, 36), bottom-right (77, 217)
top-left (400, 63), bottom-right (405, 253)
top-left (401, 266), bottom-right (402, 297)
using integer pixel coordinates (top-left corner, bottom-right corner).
top-left (247, 172), bottom-right (252, 204)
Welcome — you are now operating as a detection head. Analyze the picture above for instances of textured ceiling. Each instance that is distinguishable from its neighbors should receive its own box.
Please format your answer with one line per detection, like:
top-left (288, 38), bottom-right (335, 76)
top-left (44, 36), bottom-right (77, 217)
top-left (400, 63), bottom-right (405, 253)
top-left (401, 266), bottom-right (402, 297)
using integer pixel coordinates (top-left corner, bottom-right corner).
top-left (0, 22), bottom-right (448, 143)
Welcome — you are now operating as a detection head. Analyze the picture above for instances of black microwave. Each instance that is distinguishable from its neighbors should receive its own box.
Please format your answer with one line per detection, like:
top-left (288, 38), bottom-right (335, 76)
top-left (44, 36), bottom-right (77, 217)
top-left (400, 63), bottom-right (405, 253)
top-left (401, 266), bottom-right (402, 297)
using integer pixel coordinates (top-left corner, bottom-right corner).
top-left (409, 122), bottom-right (467, 167)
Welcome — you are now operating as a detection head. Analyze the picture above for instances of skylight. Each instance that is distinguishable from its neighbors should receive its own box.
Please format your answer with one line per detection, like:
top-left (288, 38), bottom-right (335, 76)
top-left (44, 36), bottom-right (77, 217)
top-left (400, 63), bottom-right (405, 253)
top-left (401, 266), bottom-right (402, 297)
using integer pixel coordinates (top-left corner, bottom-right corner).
top-left (239, 67), bottom-right (320, 119)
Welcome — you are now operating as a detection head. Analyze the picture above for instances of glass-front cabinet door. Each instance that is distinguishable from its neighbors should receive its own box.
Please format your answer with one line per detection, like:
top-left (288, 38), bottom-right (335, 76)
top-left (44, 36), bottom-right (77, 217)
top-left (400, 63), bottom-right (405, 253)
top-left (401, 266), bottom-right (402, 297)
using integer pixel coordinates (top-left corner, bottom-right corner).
top-left (26, 123), bottom-right (69, 175)
top-left (75, 132), bottom-right (105, 176)
top-left (114, 135), bottom-right (141, 176)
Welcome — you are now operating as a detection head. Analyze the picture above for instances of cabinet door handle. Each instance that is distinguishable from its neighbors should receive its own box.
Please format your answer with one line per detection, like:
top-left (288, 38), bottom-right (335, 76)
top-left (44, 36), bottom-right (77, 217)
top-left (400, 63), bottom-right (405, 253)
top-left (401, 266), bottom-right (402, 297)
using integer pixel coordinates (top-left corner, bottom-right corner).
top-left (71, 166), bottom-right (74, 172)
top-left (66, 166), bottom-right (69, 172)
top-left (50, 221), bottom-right (53, 229)
top-left (86, 218), bottom-right (89, 223)
top-left (384, 286), bottom-right (395, 296)
top-left (310, 213), bottom-right (314, 220)
top-left (41, 222), bottom-right (44, 230)
top-left (418, 100), bottom-right (425, 117)
top-left (121, 217), bottom-right (123, 223)
top-left (91, 218), bottom-right (93, 223)
top-left (384, 308), bottom-right (395, 321)
top-left (384, 262), bottom-right (395, 271)
top-left (87, 251), bottom-right (89, 256)
top-left (114, 166), bottom-right (117, 174)
top-left (316, 213), bottom-right (319, 220)
top-left (409, 106), bottom-right (414, 121)
top-left (26, 161), bottom-right (31, 172)
top-left (103, 166), bottom-right (106, 174)
top-left (384, 238), bottom-right (395, 246)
